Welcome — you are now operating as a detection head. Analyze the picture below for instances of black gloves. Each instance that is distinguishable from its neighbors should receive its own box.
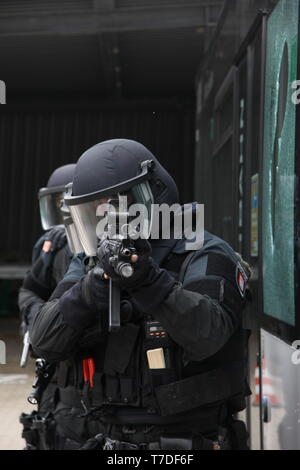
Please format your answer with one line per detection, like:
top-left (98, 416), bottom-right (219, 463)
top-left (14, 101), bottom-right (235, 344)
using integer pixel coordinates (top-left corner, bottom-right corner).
top-left (60, 265), bottom-right (109, 332)
top-left (23, 226), bottom-right (67, 300)
top-left (80, 266), bottom-right (109, 314)
top-left (97, 238), bottom-right (176, 311)
top-left (97, 238), bottom-right (152, 289)
top-left (44, 225), bottom-right (67, 253)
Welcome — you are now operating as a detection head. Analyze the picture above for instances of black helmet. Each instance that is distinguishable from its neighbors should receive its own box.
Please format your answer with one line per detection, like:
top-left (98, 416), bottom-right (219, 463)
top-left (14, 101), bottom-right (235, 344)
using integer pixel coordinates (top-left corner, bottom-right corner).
top-left (65, 139), bottom-right (179, 256)
top-left (38, 164), bottom-right (84, 254)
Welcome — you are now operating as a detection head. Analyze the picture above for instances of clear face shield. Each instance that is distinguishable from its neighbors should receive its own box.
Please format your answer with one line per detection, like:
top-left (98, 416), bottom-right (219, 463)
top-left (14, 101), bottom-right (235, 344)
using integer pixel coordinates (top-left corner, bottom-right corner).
top-left (64, 161), bottom-right (155, 256)
top-left (39, 185), bottom-right (84, 254)
top-left (38, 186), bottom-right (66, 230)
top-left (60, 198), bottom-right (84, 255)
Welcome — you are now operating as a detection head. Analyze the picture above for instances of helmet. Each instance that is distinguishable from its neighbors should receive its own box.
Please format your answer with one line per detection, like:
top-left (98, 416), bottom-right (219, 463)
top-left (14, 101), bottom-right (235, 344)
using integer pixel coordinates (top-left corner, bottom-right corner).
top-left (38, 164), bottom-right (84, 254)
top-left (38, 164), bottom-right (76, 231)
top-left (65, 139), bottom-right (179, 256)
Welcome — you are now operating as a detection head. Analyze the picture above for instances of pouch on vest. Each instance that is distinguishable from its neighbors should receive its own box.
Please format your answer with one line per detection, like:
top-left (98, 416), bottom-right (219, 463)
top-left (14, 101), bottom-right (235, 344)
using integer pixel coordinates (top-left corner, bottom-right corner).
top-left (102, 323), bottom-right (140, 405)
top-left (141, 318), bottom-right (181, 412)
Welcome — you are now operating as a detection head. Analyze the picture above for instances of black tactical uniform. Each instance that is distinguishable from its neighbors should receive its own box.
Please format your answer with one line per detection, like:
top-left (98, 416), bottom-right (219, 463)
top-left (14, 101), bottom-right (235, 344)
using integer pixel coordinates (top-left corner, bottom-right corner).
top-left (19, 228), bottom-right (71, 333)
top-left (18, 164), bottom-right (78, 450)
top-left (30, 140), bottom-right (251, 450)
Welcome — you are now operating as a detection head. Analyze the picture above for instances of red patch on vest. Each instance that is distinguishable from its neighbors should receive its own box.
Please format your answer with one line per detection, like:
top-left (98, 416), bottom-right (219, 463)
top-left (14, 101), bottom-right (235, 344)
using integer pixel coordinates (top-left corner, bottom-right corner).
top-left (236, 261), bottom-right (248, 298)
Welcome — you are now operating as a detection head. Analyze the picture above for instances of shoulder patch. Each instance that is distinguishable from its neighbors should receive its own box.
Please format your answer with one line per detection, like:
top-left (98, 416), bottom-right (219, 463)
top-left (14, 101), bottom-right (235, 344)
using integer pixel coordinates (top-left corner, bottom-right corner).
top-left (235, 261), bottom-right (249, 298)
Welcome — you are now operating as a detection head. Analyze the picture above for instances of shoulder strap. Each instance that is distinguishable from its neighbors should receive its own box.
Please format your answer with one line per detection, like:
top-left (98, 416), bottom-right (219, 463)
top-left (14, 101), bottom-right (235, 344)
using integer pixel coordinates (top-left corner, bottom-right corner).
top-left (178, 251), bottom-right (198, 283)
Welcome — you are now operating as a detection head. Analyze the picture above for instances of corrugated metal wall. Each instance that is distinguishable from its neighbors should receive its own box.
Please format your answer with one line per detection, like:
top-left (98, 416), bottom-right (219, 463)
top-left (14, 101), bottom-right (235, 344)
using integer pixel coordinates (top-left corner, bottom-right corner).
top-left (0, 101), bottom-right (194, 263)
top-left (0, 1), bottom-right (92, 14)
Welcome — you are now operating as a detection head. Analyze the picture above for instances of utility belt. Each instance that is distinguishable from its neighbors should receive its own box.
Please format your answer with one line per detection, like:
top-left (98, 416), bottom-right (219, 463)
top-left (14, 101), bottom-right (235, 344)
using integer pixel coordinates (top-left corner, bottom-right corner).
top-left (79, 418), bottom-right (249, 451)
top-left (57, 384), bottom-right (229, 432)
top-left (80, 431), bottom-right (232, 451)
top-left (57, 364), bottom-right (246, 420)
top-left (57, 320), bottom-right (248, 418)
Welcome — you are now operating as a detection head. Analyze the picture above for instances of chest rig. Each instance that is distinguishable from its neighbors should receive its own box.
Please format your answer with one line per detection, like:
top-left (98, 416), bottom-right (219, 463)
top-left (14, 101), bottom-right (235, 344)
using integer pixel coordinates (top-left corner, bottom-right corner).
top-left (77, 249), bottom-right (250, 418)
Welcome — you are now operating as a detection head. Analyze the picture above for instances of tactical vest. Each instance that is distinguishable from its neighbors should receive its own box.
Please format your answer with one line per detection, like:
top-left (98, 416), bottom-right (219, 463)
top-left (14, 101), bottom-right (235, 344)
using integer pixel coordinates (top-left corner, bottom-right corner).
top-left (60, 249), bottom-right (251, 423)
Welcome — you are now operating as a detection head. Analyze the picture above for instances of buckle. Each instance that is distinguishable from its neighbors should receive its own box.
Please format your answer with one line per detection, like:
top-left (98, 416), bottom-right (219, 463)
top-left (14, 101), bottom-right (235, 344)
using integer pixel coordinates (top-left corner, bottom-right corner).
top-left (103, 437), bottom-right (140, 450)
top-left (103, 437), bottom-right (116, 450)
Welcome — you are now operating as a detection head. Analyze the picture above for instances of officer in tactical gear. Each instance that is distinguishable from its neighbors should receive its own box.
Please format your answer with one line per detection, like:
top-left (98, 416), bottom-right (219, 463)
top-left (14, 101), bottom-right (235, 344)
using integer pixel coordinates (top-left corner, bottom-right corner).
top-left (19, 163), bottom-right (80, 334)
top-left (18, 163), bottom-right (83, 450)
top-left (30, 139), bottom-right (251, 450)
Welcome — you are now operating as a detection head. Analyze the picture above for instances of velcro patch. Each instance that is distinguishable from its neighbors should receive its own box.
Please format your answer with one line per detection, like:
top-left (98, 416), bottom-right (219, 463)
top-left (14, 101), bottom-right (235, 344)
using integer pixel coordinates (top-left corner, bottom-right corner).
top-left (235, 261), bottom-right (249, 298)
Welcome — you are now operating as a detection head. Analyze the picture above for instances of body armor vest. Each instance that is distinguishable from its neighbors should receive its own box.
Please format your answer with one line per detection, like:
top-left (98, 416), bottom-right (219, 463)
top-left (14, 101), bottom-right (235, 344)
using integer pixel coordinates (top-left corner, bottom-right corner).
top-left (67, 249), bottom-right (251, 421)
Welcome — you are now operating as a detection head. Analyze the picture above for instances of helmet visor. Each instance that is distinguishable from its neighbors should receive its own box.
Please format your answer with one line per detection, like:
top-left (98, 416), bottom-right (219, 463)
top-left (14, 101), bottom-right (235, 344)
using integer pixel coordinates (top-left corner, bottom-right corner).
top-left (60, 200), bottom-right (84, 255)
top-left (66, 182), bottom-right (154, 256)
top-left (38, 186), bottom-right (65, 230)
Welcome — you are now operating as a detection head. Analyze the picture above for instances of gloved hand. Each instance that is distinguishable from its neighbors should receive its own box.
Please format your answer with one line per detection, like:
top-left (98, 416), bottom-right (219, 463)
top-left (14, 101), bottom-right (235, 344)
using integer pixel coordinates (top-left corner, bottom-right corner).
top-left (59, 264), bottom-right (110, 332)
top-left (60, 267), bottom-right (138, 333)
top-left (80, 266), bottom-right (109, 314)
top-left (43, 225), bottom-right (67, 254)
top-left (97, 238), bottom-right (152, 289)
top-left (23, 226), bottom-right (67, 300)
top-left (97, 238), bottom-right (176, 311)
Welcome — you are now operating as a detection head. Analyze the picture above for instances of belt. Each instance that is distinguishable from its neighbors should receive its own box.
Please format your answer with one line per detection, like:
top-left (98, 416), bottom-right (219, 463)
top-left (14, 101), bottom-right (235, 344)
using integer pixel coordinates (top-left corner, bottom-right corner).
top-left (58, 387), bottom-right (227, 429)
top-left (80, 433), bottom-right (231, 451)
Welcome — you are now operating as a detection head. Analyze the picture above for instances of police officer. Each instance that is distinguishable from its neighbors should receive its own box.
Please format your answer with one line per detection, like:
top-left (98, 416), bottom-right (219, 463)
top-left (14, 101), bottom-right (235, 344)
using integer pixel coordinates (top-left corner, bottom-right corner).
top-left (30, 139), bottom-right (251, 450)
top-left (19, 163), bottom-right (82, 450)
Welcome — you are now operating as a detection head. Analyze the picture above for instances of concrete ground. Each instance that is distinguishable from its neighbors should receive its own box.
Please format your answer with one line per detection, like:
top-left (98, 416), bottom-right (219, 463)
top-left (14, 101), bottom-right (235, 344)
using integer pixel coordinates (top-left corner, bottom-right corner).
top-left (0, 317), bottom-right (36, 450)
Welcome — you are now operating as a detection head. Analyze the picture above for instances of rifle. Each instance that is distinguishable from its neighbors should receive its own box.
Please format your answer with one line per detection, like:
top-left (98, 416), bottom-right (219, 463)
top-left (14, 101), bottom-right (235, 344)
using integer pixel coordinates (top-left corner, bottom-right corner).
top-left (97, 200), bottom-right (137, 332)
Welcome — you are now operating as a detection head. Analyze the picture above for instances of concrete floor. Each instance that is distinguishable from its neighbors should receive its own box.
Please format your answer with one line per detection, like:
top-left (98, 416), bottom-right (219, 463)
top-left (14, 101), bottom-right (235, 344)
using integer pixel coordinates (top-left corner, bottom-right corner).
top-left (0, 318), bottom-right (36, 450)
